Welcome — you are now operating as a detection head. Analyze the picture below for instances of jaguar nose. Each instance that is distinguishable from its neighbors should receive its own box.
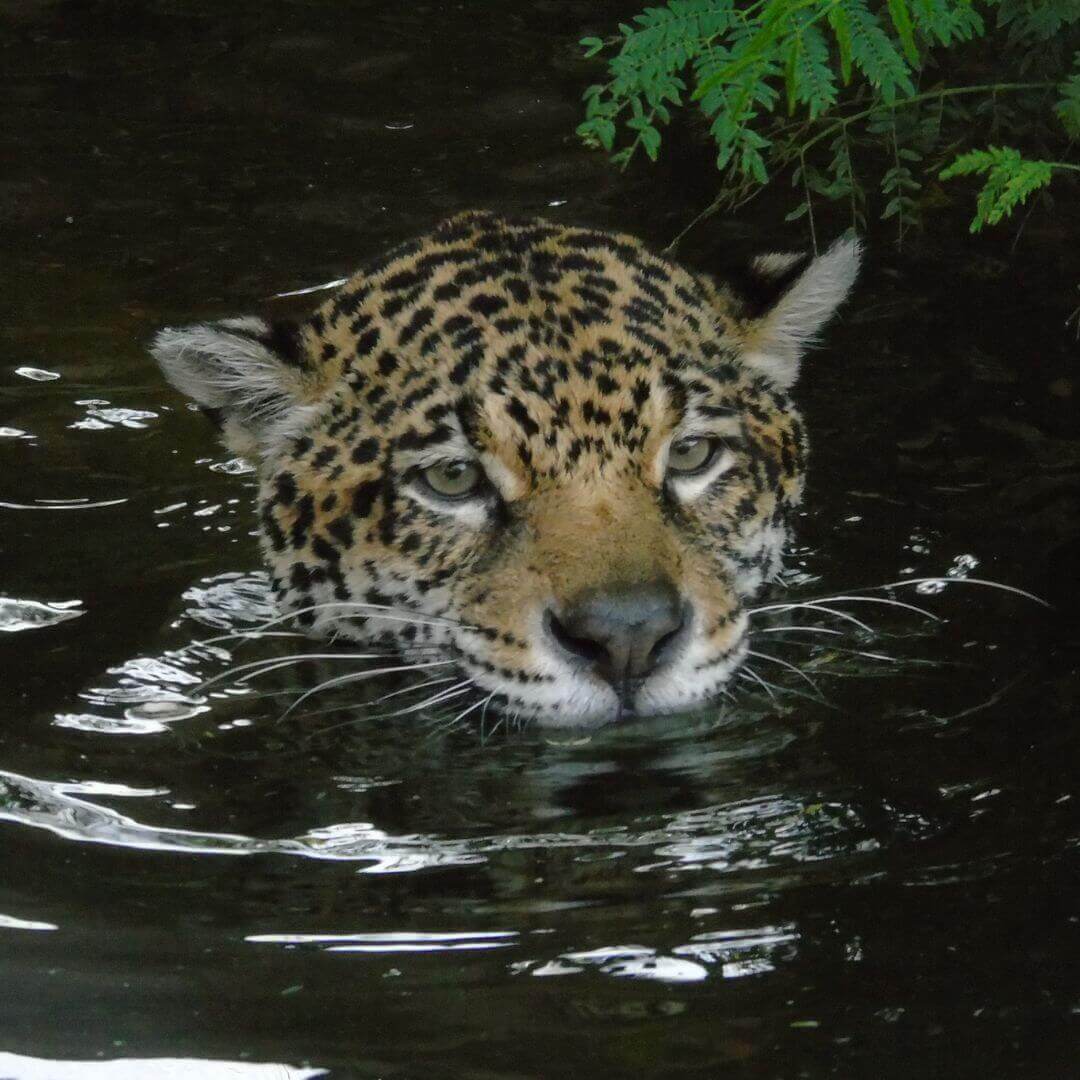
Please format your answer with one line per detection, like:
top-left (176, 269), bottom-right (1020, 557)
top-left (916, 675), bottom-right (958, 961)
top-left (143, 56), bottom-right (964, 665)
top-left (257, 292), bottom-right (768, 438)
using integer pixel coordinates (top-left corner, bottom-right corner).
top-left (546, 581), bottom-right (688, 685)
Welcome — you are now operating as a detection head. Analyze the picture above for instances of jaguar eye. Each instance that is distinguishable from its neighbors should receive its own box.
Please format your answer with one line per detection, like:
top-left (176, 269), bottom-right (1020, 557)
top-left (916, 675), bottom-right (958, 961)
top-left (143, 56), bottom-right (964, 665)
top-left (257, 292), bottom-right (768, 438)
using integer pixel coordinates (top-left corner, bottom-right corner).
top-left (419, 460), bottom-right (485, 499)
top-left (666, 436), bottom-right (717, 475)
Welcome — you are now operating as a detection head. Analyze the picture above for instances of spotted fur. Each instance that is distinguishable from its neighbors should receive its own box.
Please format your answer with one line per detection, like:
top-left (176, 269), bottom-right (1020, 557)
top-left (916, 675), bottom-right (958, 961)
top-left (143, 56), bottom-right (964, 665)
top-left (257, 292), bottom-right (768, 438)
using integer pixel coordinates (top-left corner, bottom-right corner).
top-left (153, 211), bottom-right (860, 726)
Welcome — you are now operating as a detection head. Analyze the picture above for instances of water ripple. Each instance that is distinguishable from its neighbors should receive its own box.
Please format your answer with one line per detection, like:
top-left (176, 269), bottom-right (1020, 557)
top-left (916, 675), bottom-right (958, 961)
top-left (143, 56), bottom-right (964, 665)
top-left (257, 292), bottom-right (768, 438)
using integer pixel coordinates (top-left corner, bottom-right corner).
top-left (0, 768), bottom-right (929, 878)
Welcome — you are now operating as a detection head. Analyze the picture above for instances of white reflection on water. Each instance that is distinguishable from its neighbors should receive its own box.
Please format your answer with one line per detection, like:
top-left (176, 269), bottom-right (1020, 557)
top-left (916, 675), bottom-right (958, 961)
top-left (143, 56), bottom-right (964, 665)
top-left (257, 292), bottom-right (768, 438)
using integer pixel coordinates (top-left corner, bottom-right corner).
top-left (531, 946), bottom-right (709, 983)
top-left (14, 366), bottom-right (61, 381)
top-left (69, 402), bottom-right (159, 430)
top-left (0, 913), bottom-right (58, 931)
top-left (0, 597), bottom-right (83, 633)
top-left (54, 706), bottom-right (207, 735)
top-left (0, 497), bottom-right (128, 510)
top-left (523, 923), bottom-right (797, 984)
top-left (0, 1053), bottom-right (326, 1079)
top-left (181, 571), bottom-right (277, 631)
top-left (247, 930), bottom-right (517, 953)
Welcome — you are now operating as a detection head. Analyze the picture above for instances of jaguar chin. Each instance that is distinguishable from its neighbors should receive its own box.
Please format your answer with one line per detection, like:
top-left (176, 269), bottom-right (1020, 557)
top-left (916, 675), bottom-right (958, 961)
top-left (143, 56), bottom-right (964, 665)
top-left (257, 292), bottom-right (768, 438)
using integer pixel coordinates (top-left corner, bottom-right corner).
top-left (152, 211), bottom-right (860, 727)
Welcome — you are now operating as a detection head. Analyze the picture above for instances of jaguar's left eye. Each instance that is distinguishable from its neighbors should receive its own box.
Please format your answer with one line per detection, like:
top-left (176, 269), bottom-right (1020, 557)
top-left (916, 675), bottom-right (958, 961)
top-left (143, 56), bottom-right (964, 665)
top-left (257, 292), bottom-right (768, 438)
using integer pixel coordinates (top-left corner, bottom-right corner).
top-left (418, 460), bottom-right (485, 499)
top-left (666, 436), bottom-right (718, 476)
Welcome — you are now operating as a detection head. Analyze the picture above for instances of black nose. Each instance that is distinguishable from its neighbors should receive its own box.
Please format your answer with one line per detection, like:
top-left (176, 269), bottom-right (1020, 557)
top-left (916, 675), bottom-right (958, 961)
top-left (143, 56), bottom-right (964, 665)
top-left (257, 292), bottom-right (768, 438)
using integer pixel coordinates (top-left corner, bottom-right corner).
top-left (547, 581), bottom-right (688, 685)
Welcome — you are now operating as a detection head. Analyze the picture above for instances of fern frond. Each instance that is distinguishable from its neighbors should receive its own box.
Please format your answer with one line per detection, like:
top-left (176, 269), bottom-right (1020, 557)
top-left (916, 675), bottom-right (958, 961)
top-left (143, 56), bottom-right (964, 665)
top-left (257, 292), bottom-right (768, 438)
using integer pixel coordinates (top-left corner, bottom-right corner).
top-left (1057, 52), bottom-right (1080, 135)
top-left (839, 0), bottom-right (917, 103)
top-left (940, 146), bottom-right (1056, 231)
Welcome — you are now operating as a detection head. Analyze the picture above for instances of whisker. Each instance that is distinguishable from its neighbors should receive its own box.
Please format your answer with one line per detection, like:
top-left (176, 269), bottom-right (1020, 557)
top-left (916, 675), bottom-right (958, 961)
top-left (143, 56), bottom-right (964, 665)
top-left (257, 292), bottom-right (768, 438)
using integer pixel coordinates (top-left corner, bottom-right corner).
top-left (361, 679), bottom-right (479, 725)
top-left (792, 594), bottom-right (940, 621)
top-left (738, 667), bottom-right (780, 703)
top-left (234, 660), bottom-right (453, 704)
top-left (287, 675), bottom-right (459, 720)
top-left (377, 680), bottom-right (476, 720)
top-left (486, 712), bottom-right (507, 741)
top-left (279, 660), bottom-right (456, 719)
top-left (199, 651), bottom-right (416, 692)
top-left (311, 682), bottom-right (476, 737)
top-left (768, 603), bottom-right (876, 636)
top-left (185, 599), bottom-right (470, 656)
top-left (426, 693), bottom-right (495, 742)
top-left (928, 669), bottom-right (1031, 722)
top-left (367, 674), bottom-right (460, 707)
top-left (750, 576), bottom-right (1047, 624)
top-left (746, 649), bottom-right (826, 698)
top-left (852, 576), bottom-right (1048, 607)
top-left (478, 694), bottom-right (496, 742)
top-left (809, 645), bottom-right (919, 664)
top-left (751, 624), bottom-right (845, 637)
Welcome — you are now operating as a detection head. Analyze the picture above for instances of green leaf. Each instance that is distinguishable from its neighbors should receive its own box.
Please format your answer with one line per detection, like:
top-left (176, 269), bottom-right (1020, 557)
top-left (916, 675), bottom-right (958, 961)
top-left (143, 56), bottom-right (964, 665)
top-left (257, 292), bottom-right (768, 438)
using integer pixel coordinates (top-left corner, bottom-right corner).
top-left (784, 32), bottom-right (800, 114)
top-left (840, 0), bottom-right (916, 103)
top-left (886, 0), bottom-right (920, 66)
top-left (1057, 55), bottom-right (1080, 136)
top-left (579, 36), bottom-right (605, 58)
top-left (640, 125), bottom-right (662, 160)
top-left (789, 22), bottom-right (837, 118)
top-left (882, 196), bottom-right (905, 218)
top-left (828, 6), bottom-right (854, 84)
top-left (737, 142), bottom-right (770, 184)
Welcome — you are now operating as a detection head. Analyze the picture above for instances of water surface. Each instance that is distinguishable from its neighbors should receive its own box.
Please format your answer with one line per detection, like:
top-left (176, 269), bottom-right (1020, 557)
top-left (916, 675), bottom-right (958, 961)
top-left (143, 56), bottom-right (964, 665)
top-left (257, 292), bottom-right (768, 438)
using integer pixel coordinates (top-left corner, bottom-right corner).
top-left (2, 3), bottom-right (1078, 1077)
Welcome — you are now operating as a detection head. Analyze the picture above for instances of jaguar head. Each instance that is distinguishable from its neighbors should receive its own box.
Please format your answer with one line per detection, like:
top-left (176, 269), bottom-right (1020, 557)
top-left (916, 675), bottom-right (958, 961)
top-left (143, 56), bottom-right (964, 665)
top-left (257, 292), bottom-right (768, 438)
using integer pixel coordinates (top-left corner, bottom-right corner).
top-left (152, 212), bottom-right (859, 725)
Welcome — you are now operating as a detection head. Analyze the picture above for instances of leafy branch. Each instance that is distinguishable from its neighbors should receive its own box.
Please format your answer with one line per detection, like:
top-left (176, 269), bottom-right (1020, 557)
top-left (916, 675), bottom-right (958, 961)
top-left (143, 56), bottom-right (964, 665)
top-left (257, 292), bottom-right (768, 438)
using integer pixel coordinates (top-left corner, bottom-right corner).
top-left (576, 0), bottom-right (1080, 243)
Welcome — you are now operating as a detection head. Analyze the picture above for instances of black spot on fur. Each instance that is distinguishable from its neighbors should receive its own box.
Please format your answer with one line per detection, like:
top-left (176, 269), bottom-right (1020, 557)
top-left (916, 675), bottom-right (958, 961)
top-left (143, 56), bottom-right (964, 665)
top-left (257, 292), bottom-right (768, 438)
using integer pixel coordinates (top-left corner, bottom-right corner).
top-left (351, 438), bottom-right (379, 464)
top-left (351, 479), bottom-right (382, 518)
top-left (274, 472), bottom-right (297, 507)
top-left (505, 397), bottom-right (539, 437)
top-left (356, 327), bottom-right (380, 356)
top-left (469, 293), bottom-right (508, 317)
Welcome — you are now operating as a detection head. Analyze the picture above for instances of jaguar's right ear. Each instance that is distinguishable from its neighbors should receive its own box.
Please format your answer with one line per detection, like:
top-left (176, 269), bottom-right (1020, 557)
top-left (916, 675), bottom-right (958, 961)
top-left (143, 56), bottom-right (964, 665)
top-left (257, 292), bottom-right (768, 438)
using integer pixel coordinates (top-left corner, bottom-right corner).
top-left (151, 316), bottom-right (320, 459)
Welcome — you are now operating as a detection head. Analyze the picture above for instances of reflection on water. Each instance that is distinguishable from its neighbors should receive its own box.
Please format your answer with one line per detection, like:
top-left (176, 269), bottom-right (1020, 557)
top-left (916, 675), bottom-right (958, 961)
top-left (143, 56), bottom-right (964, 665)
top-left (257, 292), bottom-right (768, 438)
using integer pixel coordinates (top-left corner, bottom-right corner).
top-left (0, 597), bottom-right (83, 633)
top-left (0, 0), bottom-right (1076, 1075)
top-left (0, 1055), bottom-right (326, 1080)
top-left (0, 762), bottom-right (920, 877)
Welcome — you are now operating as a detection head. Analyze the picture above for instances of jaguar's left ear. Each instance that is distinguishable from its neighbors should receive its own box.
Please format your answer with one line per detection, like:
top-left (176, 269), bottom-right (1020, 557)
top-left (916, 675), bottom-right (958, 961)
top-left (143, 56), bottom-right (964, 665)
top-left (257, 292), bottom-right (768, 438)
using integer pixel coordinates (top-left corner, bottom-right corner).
top-left (151, 316), bottom-right (322, 459)
top-left (734, 236), bottom-right (862, 389)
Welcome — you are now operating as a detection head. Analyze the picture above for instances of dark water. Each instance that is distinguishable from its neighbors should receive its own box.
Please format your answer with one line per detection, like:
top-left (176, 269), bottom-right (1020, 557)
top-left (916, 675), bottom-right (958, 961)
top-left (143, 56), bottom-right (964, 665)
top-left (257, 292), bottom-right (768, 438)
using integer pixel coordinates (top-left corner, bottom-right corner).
top-left (2, 3), bottom-right (1079, 1077)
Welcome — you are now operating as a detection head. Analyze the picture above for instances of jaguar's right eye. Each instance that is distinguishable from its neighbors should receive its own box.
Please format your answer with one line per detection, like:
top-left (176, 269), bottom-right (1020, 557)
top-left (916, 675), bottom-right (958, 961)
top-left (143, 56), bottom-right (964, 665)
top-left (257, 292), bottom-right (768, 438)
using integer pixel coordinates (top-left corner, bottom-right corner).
top-left (417, 460), bottom-right (485, 500)
top-left (666, 436), bottom-right (718, 476)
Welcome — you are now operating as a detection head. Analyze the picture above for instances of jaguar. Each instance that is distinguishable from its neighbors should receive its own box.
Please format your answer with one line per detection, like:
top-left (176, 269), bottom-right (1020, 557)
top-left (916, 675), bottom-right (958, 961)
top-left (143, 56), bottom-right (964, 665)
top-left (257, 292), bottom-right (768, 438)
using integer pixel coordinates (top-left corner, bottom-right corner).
top-left (152, 210), bottom-right (860, 726)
